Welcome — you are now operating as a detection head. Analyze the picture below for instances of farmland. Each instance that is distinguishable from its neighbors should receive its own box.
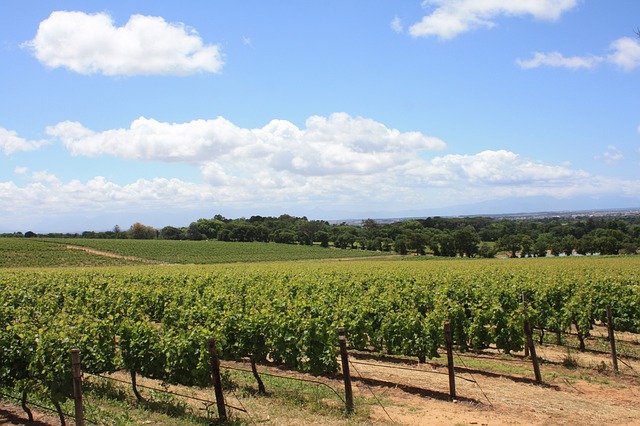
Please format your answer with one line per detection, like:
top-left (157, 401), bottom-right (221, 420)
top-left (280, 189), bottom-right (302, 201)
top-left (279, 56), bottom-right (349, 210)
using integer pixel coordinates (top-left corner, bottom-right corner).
top-left (1, 238), bottom-right (640, 424)
top-left (0, 236), bottom-right (393, 268)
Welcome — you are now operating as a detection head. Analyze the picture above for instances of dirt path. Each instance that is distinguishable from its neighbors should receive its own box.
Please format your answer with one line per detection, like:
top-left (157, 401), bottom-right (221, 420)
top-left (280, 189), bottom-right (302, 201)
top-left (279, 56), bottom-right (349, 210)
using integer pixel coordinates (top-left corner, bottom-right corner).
top-left (0, 401), bottom-right (59, 425)
top-left (3, 355), bottom-right (639, 425)
top-left (65, 244), bottom-right (166, 264)
top-left (4, 335), bottom-right (639, 425)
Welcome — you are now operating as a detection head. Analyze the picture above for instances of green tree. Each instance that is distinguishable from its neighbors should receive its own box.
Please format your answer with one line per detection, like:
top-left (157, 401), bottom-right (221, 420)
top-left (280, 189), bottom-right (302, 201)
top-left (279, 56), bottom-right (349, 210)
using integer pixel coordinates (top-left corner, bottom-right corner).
top-left (406, 231), bottom-right (427, 255)
top-left (316, 230), bottom-right (330, 248)
top-left (520, 235), bottom-right (534, 258)
top-left (394, 236), bottom-right (408, 255)
top-left (478, 242), bottom-right (497, 258)
top-left (453, 225), bottom-right (480, 257)
top-left (298, 220), bottom-right (324, 246)
top-left (436, 231), bottom-right (456, 257)
top-left (160, 226), bottom-right (183, 240)
top-left (497, 234), bottom-right (522, 258)
top-left (128, 223), bottom-right (157, 239)
top-left (185, 222), bottom-right (203, 240)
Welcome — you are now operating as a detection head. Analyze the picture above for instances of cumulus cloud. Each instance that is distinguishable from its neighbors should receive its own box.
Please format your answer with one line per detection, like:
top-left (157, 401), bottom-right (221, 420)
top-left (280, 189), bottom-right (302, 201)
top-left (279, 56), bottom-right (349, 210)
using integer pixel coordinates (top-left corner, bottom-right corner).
top-left (48, 113), bottom-right (447, 177)
top-left (595, 145), bottom-right (624, 165)
top-left (408, 0), bottom-right (577, 39)
top-left (24, 11), bottom-right (223, 76)
top-left (5, 113), bottom-right (640, 223)
top-left (0, 127), bottom-right (49, 154)
top-left (0, 176), bottom-right (212, 215)
top-left (517, 37), bottom-right (640, 71)
top-left (607, 37), bottom-right (640, 71)
top-left (2, 148), bottom-right (638, 223)
top-left (406, 150), bottom-right (587, 187)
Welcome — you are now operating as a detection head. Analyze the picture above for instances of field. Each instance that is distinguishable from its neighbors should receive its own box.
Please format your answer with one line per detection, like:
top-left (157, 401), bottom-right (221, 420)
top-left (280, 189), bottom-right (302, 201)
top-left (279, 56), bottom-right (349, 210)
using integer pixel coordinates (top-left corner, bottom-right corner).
top-left (43, 238), bottom-right (388, 264)
top-left (1, 238), bottom-right (640, 425)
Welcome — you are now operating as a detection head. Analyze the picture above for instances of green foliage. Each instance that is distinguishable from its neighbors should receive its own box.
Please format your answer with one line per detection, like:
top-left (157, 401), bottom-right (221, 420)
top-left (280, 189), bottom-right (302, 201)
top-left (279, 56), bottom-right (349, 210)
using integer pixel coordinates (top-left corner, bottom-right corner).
top-left (128, 222), bottom-right (158, 240)
top-left (37, 238), bottom-right (385, 264)
top-left (2, 256), bottom-right (640, 409)
top-left (0, 238), bottom-right (142, 268)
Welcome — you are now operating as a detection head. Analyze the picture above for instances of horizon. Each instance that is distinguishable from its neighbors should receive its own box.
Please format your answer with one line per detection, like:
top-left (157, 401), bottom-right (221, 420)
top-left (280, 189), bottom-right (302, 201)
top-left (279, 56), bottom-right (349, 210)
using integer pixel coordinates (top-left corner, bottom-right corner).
top-left (2, 1), bottom-right (640, 233)
top-left (8, 206), bottom-right (640, 235)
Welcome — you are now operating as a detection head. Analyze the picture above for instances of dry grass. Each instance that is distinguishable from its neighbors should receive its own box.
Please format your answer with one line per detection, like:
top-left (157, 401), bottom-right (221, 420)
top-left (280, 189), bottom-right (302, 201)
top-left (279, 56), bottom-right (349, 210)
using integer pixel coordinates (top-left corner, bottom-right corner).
top-left (3, 336), bottom-right (640, 425)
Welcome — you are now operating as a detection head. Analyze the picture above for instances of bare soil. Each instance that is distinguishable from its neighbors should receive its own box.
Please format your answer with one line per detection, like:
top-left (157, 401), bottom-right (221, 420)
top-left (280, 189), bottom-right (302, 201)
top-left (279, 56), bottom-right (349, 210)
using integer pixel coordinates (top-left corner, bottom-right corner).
top-left (4, 337), bottom-right (639, 425)
top-left (64, 244), bottom-right (167, 264)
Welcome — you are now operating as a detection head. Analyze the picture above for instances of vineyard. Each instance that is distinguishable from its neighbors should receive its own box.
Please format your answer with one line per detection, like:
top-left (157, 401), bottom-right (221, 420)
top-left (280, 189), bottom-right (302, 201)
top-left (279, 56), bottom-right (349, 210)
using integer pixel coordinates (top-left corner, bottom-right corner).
top-left (0, 237), bottom-right (393, 267)
top-left (1, 240), bottom-right (640, 424)
top-left (0, 238), bottom-right (144, 268)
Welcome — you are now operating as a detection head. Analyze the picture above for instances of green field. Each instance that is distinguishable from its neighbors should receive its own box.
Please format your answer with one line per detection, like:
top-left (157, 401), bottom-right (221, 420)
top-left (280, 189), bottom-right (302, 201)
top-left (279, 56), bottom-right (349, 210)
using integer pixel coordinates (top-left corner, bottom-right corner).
top-left (0, 238), bottom-right (390, 268)
top-left (0, 238), bottom-right (143, 268)
top-left (2, 238), bottom-right (640, 424)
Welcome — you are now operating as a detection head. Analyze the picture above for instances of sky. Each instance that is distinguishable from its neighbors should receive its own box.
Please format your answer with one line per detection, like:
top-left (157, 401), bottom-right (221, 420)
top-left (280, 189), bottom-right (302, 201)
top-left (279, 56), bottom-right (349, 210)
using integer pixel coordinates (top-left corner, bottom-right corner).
top-left (1, 1), bottom-right (640, 232)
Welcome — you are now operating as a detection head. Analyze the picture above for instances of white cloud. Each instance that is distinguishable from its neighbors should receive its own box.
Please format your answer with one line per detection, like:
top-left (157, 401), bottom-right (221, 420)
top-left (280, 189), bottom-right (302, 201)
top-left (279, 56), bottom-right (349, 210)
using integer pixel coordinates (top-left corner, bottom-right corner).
top-left (5, 114), bottom-right (640, 226)
top-left (607, 37), bottom-right (640, 71)
top-left (48, 113), bottom-right (447, 177)
top-left (517, 37), bottom-right (640, 71)
top-left (2, 148), bottom-right (638, 224)
top-left (391, 16), bottom-right (404, 33)
top-left (409, 0), bottom-right (577, 39)
top-left (24, 11), bottom-right (223, 76)
top-left (0, 176), bottom-right (212, 215)
top-left (407, 150), bottom-right (587, 186)
top-left (595, 145), bottom-right (624, 165)
top-left (516, 52), bottom-right (602, 70)
top-left (0, 127), bottom-right (49, 154)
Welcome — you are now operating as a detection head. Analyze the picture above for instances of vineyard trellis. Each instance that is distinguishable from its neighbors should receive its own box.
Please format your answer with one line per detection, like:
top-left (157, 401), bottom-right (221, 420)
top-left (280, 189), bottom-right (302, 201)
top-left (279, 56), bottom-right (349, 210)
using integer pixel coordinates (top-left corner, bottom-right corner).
top-left (1, 258), bottom-right (639, 422)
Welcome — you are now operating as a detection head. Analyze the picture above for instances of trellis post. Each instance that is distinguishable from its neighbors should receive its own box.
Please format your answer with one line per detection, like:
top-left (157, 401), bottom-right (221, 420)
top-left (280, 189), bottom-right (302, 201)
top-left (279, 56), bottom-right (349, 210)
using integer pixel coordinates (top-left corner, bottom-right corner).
top-left (522, 292), bottom-right (542, 384)
top-left (207, 337), bottom-right (228, 421)
top-left (71, 349), bottom-right (85, 426)
top-left (337, 327), bottom-right (354, 414)
top-left (606, 305), bottom-right (619, 372)
top-left (444, 321), bottom-right (457, 400)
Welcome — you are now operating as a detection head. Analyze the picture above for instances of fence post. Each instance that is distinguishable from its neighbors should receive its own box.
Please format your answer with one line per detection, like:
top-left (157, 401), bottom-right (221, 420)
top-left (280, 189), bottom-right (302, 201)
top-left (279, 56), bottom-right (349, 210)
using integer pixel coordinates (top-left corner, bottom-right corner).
top-left (606, 305), bottom-right (619, 372)
top-left (522, 292), bottom-right (542, 384)
top-left (337, 327), bottom-right (354, 414)
top-left (207, 337), bottom-right (227, 422)
top-left (70, 349), bottom-right (85, 426)
top-left (443, 321), bottom-right (456, 401)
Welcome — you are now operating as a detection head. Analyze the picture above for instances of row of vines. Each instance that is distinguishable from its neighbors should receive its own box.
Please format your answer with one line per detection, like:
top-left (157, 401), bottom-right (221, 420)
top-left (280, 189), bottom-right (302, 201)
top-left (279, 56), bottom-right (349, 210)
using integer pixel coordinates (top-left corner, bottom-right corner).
top-left (1, 257), bottom-right (639, 412)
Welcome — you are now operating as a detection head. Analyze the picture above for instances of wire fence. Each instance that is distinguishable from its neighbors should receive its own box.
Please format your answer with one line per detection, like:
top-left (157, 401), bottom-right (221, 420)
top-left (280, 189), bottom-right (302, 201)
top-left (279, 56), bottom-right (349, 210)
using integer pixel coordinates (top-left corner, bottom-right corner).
top-left (2, 321), bottom-right (638, 425)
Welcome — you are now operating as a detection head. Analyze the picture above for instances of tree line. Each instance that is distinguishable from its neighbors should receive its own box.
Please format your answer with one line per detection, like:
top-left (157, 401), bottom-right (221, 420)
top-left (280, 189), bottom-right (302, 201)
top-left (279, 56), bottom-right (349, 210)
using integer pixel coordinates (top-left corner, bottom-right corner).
top-left (7, 213), bottom-right (640, 258)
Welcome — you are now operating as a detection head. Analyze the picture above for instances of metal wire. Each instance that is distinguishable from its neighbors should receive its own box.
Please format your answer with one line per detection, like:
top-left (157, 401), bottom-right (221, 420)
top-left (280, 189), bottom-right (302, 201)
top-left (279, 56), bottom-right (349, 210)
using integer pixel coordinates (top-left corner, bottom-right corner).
top-left (349, 359), bottom-right (477, 383)
top-left (0, 389), bottom-right (98, 425)
top-left (221, 364), bottom-right (346, 404)
top-left (86, 372), bottom-right (246, 413)
top-left (348, 360), bottom-right (394, 423)
top-left (453, 350), bottom-right (494, 407)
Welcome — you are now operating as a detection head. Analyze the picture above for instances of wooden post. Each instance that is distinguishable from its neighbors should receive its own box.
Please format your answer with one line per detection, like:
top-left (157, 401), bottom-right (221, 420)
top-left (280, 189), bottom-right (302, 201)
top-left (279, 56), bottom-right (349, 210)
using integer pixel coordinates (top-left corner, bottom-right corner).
top-left (522, 293), bottom-right (542, 384)
top-left (606, 305), bottom-right (619, 372)
top-left (70, 349), bottom-right (85, 426)
top-left (207, 337), bottom-right (227, 422)
top-left (443, 321), bottom-right (456, 400)
top-left (337, 327), bottom-right (354, 414)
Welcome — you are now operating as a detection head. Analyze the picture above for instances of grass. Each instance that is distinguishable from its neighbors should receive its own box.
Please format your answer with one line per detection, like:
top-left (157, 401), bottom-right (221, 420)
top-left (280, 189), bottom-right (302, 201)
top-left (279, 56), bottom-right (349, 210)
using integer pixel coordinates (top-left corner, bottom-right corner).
top-left (77, 367), bottom-right (373, 425)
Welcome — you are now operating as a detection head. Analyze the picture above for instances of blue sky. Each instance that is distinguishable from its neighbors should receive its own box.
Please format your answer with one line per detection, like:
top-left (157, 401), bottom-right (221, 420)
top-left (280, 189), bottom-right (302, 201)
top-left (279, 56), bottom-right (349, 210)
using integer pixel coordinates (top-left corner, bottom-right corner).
top-left (1, 1), bottom-right (639, 232)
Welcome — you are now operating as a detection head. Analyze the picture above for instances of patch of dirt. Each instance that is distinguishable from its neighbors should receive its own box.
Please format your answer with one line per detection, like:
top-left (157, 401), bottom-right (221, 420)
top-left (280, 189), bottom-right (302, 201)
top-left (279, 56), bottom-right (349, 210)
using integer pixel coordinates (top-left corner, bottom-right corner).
top-left (4, 340), bottom-right (640, 425)
top-left (0, 401), bottom-right (60, 425)
top-left (64, 245), bottom-right (166, 264)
